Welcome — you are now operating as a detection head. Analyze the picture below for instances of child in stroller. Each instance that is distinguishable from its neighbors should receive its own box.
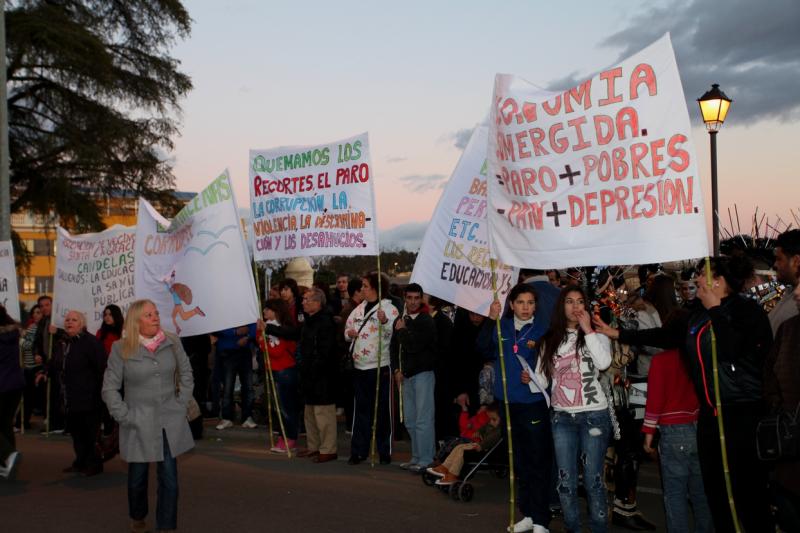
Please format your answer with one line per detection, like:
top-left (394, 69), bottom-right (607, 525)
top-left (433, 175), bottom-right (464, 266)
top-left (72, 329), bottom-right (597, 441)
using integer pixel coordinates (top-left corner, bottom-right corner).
top-left (426, 399), bottom-right (502, 486)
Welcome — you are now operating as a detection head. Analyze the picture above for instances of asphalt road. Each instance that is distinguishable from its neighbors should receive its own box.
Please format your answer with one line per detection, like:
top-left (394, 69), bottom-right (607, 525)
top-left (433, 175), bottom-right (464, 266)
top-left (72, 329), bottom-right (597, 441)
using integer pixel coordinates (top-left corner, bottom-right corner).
top-left (0, 420), bottom-right (667, 532)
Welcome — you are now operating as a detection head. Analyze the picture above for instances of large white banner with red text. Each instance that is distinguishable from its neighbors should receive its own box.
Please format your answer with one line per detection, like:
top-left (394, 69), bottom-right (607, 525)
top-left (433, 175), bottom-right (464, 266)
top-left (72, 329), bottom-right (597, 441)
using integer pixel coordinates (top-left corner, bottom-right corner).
top-left (248, 132), bottom-right (379, 261)
top-left (134, 170), bottom-right (259, 336)
top-left (0, 241), bottom-right (20, 321)
top-left (488, 33), bottom-right (709, 268)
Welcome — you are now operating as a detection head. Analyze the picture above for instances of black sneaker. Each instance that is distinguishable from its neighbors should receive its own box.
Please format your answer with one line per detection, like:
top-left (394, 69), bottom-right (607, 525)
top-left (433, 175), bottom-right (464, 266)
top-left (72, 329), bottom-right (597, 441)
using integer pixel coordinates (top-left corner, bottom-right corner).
top-left (379, 454), bottom-right (391, 465)
top-left (347, 455), bottom-right (364, 465)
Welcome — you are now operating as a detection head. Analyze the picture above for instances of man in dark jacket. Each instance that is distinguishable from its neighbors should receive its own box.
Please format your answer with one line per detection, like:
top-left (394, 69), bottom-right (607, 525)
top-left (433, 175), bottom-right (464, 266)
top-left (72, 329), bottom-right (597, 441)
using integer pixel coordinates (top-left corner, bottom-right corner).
top-left (298, 287), bottom-right (339, 463)
top-left (391, 283), bottom-right (437, 472)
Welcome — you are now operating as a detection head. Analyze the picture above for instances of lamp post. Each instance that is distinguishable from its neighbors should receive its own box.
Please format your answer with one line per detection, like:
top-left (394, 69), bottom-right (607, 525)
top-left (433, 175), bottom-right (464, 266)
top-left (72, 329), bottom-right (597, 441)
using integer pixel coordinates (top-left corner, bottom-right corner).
top-left (697, 84), bottom-right (732, 256)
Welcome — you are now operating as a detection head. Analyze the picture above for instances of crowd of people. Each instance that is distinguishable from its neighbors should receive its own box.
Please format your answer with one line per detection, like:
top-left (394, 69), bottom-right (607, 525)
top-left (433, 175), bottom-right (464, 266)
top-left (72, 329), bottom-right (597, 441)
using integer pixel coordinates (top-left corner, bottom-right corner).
top-left (0, 229), bottom-right (799, 533)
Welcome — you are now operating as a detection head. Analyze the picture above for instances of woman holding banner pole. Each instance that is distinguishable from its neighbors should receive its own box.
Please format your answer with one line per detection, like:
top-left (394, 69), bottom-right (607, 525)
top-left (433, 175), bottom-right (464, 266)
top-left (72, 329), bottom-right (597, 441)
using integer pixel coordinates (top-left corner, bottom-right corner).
top-left (478, 283), bottom-right (554, 533)
top-left (594, 256), bottom-right (773, 533)
top-left (345, 271), bottom-right (398, 466)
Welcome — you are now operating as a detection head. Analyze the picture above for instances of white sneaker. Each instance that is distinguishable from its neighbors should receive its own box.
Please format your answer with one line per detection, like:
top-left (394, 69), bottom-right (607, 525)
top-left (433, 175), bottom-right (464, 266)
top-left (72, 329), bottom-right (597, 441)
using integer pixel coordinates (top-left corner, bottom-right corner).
top-left (507, 516), bottom-right (535, 532)
top-left (215, 419), bottom-right (234, 430)
top-left (0, 452), bottom-right (19, 479)
top-left (241, 417), bottom-right (257, 429)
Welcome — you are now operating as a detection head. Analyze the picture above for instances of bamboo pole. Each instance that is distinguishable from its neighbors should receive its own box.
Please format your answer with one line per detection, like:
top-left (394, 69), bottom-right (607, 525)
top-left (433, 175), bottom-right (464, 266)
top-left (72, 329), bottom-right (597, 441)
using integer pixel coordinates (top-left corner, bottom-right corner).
top-left (398, 304), bottom-right (406, 425)
top-left (490, 259), bottom-right (516, 531)
top-left (45, 330), bottom-right (53, 436)
top-left (704, 257), bottom-right (741, 532)
top-left (253, 263), bottom-right (292, 458)
top-left (369, 254), bottom-right (385, 467)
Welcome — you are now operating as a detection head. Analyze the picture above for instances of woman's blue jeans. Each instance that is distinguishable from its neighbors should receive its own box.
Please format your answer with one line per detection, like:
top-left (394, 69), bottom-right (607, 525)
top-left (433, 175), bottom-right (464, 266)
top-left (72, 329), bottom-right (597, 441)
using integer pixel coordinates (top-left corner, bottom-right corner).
top-left (552, 409), bottom-right (611, 533)
top-left (128, 430), bottom-right (178, 530)
top-left (273, 366), bottom-right (300, 440)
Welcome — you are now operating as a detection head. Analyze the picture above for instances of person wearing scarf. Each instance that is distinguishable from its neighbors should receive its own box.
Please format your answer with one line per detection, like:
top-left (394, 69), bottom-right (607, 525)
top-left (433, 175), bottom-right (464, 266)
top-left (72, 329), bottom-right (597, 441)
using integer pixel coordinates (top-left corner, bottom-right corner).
top-left (103, 299), bottom-right (195, 533)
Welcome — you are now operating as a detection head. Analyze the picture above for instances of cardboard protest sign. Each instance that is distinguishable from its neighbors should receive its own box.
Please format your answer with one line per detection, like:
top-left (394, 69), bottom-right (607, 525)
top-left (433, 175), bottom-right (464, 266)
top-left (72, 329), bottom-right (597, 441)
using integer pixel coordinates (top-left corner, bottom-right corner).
top-left (0, 241), bottom-right (20, 321)
top-left (488, 34), bottom-right (708, 268)
top-left (134, 170), bottom-right (259, 335)
top-left (52, 225), bottom-right (136, 332)
top-left (410, 121), bottom-right (518, 316)
top-left (249, 132), bottom-right (379, 260)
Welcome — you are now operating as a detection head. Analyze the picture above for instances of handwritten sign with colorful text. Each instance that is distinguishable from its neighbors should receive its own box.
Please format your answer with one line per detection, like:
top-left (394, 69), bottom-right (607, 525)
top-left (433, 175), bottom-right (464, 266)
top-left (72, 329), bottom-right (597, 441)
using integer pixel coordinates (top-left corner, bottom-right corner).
top-left (488, 34), bottom-right (708, 268)
top-left (52, 225), bottom-right (136, 332)
top-left (134, 170), bottom-right (259, 336)
top-left (411, 122), bottom-right (518, 316)
top-left (249, 132), bottom-right (379, 260)
top-left (0, 241), bottom-right (20, 321)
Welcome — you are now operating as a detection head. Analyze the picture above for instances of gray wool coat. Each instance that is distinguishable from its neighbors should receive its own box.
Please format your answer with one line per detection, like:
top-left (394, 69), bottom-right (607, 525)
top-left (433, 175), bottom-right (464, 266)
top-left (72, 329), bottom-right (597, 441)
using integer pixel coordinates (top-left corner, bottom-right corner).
top-left (102, 334), bottom-right (195, 463)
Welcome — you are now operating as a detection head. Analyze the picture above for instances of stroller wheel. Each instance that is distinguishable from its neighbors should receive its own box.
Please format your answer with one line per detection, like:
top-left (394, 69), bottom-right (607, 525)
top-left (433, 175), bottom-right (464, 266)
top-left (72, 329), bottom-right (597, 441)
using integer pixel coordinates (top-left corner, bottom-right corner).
top-left (449, 481), bottom-right (461, 500)
top-left (422, 472), bottom-right (436, 486)
top-left (458, 482), bottom-right (474, 502)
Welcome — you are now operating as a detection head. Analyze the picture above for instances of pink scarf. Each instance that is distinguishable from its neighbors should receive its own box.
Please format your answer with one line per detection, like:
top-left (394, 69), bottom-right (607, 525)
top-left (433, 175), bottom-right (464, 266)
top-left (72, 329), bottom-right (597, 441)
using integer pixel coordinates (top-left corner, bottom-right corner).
top-left (139, 329), bottom-right (166, 353)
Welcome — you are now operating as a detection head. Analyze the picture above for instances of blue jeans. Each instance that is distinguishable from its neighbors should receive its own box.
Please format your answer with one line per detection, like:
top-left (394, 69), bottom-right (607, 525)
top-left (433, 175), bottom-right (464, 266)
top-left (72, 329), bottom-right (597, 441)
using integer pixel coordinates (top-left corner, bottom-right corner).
top-left (659, 423), bottom-right (712, 533)
top-left (402, 370), bottom-right (436, 465)
top-left (221, 348), bottom-right (253, 422)
top-left (273, 366), bottom-right (300, 440)
top-left (128, 430), bottom-right (178, 530)
top-left (552, 409), bottom-right (611, 533)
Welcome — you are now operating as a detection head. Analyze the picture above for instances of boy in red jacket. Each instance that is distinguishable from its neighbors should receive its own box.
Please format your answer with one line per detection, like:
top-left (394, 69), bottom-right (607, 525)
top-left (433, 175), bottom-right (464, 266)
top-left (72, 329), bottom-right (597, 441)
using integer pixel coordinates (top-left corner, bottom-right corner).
top-left (426, 400), bottom-right (502, 486)
top-left (642, 349), bottom-right (711, 533)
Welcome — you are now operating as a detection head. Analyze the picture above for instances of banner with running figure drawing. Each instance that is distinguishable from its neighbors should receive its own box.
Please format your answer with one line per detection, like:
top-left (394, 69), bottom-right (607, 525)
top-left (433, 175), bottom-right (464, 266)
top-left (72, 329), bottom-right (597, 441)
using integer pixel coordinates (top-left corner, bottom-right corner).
top-left (52, 225), bottom-right (136, 332)
top-left (488, 33), bottom-right (709, 268)
top-left (0, 241), bottom-right (20, 321)
top-left (134, 170), bottom-right (259, 336)
top-left (248, 132), bottom-right (379, 260)
top-left (410, 121), bottom-right (518, 316)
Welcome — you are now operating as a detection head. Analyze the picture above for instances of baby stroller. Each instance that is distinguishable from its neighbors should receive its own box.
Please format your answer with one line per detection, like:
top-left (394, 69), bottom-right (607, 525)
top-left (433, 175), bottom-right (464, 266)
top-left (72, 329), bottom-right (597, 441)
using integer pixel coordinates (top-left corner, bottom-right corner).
top-left (421, 437), bottom-right (508, 502)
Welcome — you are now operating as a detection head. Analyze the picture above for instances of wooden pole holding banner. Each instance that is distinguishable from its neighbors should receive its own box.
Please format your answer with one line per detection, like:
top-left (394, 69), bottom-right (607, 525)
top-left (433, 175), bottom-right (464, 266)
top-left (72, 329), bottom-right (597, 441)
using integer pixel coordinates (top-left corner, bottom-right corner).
top-left (44, 331), bottom-right (53, 436)
top-left (704, 257), bottom-right (741, 532)
top-left (18, 338), bottom-right (24, 435)
top-left (253, 262), bottom-right (292, 458)
top-left (490, 259), bottom-right (516, 531)
top-left (398, 304), bottom-right (406, 424)
top-left (369, 253), bottom-right (384, 467)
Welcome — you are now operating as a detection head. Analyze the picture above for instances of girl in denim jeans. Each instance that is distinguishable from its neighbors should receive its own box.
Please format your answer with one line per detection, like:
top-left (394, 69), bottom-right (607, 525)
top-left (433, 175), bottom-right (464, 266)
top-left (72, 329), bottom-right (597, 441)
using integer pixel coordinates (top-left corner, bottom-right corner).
top-left (536, 286), bottom-right (612, 533)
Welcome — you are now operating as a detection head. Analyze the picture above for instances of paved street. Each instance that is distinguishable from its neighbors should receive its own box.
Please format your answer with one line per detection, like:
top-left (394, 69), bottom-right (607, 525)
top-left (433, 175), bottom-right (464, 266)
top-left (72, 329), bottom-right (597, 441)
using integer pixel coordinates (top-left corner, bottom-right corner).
top-left (1, 420), bottom-right (667, 532)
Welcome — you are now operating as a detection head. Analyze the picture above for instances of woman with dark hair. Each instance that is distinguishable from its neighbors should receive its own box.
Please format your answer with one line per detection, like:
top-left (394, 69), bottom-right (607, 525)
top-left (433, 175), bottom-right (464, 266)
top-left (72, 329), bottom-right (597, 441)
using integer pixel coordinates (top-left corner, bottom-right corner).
top-left (17, 304), bottom-right (43, 430)
top-left (0, 305), bottom-right (23, 479)
top-left (478, 283), bottom-right (554, 533)
top-left (279, 279), bottom-right (303, 326)
top-left (539, 286), bottom-right (612, 533)
top-left (96, 304), bottom-right (124, 357)
top-left (594, 256), bottom-right (774, 533)
top-left (257, 298), bottom-right (300, 454)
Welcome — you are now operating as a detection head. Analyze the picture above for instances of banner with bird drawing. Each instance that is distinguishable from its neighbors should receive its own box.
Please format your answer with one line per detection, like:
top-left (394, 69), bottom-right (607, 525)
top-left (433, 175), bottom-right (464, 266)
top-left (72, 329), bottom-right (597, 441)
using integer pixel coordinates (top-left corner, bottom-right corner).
top-left (134, 170), bottom-right (259, 335)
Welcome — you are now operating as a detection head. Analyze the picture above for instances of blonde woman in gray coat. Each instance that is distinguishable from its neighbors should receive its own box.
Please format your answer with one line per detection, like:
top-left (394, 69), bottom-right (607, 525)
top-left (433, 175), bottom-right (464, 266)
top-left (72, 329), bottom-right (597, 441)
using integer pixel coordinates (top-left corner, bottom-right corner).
top-left (102, 299), bottom-right (194, 533)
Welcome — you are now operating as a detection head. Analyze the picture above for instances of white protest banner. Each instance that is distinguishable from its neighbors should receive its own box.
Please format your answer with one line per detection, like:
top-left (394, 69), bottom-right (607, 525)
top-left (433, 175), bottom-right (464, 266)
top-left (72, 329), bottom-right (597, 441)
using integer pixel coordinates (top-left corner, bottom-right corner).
top-left (249, 132), bottom-right (379, 260)
top-left (134, 170), bottom-right (259, 335)
top-left (488, 33), bottom-right (709, 268)
top-left (410, 121), bottom-right (518, 316)
top-left (0, 241), bottom-right (20, 321)
top-left (52, 225), bottom-right (136, 332)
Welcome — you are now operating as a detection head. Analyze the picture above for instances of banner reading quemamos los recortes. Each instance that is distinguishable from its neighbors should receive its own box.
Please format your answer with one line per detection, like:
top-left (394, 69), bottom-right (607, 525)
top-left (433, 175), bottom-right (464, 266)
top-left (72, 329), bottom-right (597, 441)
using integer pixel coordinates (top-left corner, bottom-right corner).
top-left (134, 170), bottom-right (259, 336)
top-left (488, 33), bottom-right (709, 269)
top-left (410, 121), bottom-right (519, 316)
top-left (248, 132), bottom-right (379, 260)
top-left (52, 225), bottom-right (136, 332)
top-left (0, 241), bottom-right (21, 321)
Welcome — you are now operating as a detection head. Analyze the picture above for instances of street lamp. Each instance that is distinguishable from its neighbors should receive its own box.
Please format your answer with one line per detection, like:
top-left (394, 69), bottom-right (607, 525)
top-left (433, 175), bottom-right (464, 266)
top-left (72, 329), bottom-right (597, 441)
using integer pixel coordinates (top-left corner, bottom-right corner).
top-left (697, 83), bottom-right (732, 256)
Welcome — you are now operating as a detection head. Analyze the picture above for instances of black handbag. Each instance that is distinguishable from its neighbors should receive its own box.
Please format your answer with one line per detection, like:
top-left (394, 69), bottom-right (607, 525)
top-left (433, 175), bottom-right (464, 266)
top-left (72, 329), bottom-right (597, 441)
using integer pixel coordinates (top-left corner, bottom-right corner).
top-left (757, 404), bottom-right (800, 461)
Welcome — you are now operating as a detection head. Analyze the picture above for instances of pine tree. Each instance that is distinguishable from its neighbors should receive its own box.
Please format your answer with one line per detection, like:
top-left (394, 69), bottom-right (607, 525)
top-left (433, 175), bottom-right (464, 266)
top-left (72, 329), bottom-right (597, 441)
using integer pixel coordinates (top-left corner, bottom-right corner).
top-left (6, 0), bottom-right (192, 231)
